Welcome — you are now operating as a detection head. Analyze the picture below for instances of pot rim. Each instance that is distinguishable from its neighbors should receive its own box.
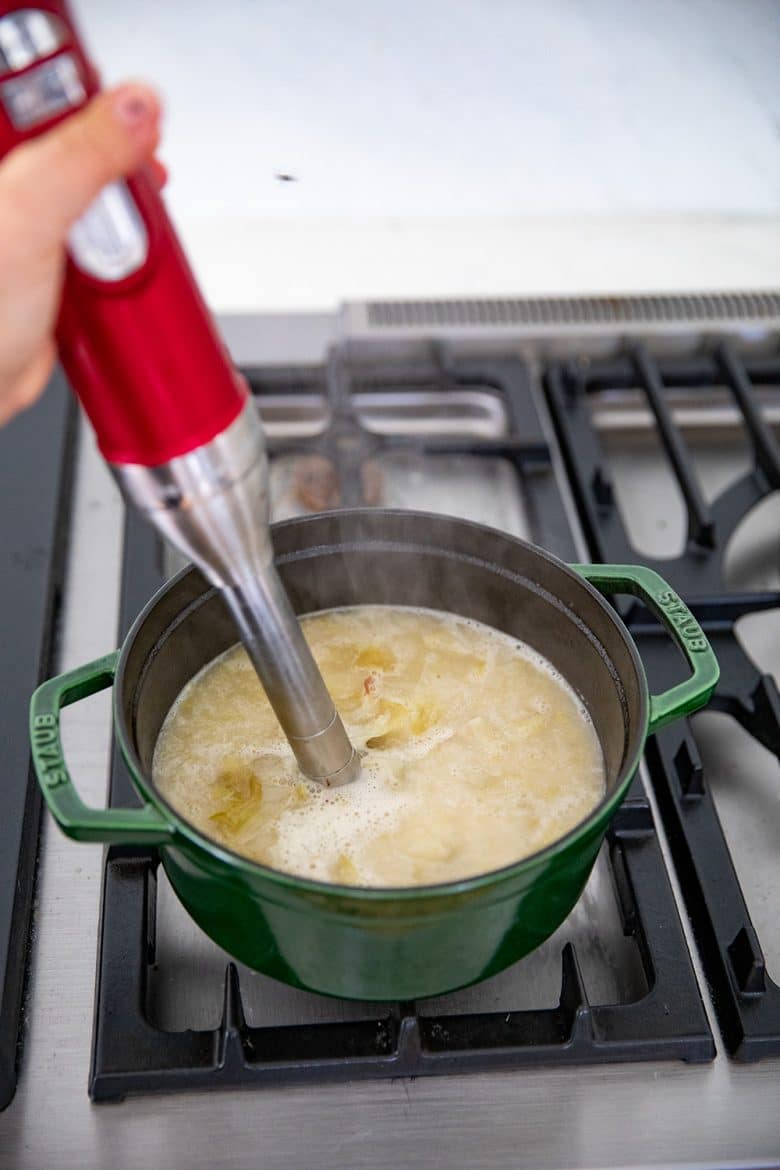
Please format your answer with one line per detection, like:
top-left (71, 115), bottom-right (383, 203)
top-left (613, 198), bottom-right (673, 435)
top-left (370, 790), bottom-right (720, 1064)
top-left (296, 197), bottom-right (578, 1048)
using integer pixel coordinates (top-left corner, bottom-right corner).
top-left (114, 509), bottom-right (649, 902)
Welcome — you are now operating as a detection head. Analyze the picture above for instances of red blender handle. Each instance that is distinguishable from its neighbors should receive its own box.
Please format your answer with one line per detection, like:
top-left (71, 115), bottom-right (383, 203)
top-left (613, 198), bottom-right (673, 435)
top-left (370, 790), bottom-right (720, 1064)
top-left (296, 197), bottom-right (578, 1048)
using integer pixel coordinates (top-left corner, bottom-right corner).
top-left (0, 1), bottom-right (246, 465)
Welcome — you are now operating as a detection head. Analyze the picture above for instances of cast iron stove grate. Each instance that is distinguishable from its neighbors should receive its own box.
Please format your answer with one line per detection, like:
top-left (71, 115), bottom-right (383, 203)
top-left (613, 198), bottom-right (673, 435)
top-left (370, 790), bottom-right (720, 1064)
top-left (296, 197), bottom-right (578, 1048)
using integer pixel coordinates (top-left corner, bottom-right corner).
top-left (90, 350), bottom-right (712, 1102)
top-left (546, 341), bottom-right (780, 1060)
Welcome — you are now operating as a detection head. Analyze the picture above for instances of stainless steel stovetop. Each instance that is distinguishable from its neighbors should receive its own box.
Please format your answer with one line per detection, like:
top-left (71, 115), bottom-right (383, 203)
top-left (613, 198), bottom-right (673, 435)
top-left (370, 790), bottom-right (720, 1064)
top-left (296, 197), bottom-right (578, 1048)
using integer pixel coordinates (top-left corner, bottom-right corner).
top-left (2, 295), bottom-right (779, 1170)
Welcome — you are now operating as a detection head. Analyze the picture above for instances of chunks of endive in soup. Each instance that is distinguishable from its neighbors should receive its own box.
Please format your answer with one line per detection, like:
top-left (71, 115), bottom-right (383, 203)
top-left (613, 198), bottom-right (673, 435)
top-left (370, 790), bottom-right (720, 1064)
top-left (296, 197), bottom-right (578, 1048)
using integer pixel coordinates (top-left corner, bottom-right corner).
top-left (152, 606), bottom-right (606, 887)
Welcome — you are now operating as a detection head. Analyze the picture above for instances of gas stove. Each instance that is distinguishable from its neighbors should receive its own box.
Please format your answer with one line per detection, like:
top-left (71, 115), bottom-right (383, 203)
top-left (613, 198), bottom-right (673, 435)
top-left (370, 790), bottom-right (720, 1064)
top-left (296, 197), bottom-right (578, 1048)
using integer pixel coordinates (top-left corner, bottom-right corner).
top-left (2, 292), bottom-right (779, 1170)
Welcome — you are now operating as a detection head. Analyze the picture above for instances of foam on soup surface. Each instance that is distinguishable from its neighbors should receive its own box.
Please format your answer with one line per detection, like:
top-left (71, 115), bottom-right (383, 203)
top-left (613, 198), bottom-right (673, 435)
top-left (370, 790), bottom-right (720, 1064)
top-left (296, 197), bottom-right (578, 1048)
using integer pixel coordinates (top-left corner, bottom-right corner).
top-left (153, 606), bottom-right (606, 887)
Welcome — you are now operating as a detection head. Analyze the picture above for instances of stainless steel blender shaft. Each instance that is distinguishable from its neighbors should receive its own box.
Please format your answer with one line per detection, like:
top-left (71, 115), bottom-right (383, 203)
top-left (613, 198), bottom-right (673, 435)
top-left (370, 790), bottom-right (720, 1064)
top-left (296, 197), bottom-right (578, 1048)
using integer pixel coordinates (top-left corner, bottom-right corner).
top-left (112, 400), bottom-right (360, 786)
top-left (223, 569), bottom-right (359, 783)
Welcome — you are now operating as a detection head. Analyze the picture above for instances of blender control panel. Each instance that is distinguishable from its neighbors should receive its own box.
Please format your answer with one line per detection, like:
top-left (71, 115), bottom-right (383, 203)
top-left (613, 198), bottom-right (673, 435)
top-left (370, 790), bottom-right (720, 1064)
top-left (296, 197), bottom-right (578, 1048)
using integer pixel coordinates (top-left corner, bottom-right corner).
top-left (0, 8), bottom-right (149, 281)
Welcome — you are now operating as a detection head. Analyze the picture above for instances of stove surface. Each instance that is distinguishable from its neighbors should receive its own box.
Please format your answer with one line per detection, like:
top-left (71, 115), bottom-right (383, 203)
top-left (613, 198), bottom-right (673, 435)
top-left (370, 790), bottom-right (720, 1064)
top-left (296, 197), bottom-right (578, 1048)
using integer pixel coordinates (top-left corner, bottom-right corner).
top-left (2, 299), bottom-right (779, 1170)
top-left (0, 376), bottom-right (74, 1112)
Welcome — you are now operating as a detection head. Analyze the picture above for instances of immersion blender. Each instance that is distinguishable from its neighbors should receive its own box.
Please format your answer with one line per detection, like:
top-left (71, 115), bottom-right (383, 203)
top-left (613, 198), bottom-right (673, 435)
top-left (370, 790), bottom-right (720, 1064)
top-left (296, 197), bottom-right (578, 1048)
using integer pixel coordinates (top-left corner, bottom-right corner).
top-left (0, 2), bottom-right (359, 786)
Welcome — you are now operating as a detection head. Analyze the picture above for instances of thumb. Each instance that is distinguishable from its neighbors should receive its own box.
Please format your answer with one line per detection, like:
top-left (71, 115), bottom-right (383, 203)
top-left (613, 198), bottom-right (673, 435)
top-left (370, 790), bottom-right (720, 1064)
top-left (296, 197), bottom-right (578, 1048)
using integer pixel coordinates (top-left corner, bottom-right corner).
top-left (1, 82), bottom-right (161, 244)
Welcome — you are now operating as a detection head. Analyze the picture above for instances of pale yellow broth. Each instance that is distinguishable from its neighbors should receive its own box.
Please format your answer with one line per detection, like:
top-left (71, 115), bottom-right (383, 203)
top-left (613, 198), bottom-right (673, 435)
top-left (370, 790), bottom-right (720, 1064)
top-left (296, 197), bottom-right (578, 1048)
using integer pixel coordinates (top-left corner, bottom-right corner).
top-left (152, 606), bottom-right (606, 887)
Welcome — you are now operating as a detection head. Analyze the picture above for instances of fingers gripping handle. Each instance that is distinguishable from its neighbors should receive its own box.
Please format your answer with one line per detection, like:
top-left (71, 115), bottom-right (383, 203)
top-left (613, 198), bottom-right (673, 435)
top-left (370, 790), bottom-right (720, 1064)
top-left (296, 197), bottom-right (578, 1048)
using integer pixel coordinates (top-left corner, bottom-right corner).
top-left (0, 2), bottom-right (247, 465)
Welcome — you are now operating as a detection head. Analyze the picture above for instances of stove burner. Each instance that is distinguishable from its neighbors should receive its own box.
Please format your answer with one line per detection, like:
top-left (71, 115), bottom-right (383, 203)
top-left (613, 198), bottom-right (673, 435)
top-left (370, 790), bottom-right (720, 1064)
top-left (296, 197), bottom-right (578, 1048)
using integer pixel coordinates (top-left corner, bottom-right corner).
top-left (89, 349), bottom-right (713, 1102)
top-left (546, 342), bottom-right (780, 1059)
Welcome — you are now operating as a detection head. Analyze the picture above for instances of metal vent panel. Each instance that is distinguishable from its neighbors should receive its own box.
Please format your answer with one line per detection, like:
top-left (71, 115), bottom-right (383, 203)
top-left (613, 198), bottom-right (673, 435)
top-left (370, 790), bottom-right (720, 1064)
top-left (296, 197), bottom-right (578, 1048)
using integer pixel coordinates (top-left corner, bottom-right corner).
top-left (343, 292), bottom-right (780, 337)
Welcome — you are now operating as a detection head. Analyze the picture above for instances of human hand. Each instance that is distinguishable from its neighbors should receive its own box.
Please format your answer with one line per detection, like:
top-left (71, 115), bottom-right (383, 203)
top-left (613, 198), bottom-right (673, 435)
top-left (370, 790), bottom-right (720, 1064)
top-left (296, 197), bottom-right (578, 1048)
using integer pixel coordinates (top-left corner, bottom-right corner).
top-left (0, 83), bottom-right (163, 426)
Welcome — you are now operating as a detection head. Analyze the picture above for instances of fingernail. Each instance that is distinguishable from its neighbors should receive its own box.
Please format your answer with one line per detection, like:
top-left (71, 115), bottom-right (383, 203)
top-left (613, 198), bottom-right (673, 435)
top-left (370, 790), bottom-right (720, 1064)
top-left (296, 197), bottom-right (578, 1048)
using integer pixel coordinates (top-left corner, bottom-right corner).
top-left (113, 87), bottom-right (155, 127)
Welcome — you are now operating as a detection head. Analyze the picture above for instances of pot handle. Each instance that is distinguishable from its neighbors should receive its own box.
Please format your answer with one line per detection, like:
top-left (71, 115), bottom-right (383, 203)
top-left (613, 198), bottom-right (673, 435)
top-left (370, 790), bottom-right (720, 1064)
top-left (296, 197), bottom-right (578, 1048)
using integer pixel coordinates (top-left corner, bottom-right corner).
top-left (29, 651), bottom-right (175, 844)
top-left (571, 564), bottom-right (719, 734)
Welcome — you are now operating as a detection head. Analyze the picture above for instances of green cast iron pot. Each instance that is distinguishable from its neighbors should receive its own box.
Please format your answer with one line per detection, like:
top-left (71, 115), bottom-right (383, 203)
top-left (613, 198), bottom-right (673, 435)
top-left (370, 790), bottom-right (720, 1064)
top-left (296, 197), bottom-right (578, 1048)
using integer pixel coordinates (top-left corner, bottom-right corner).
top-left (29, 510), bottom-right (718, 1001)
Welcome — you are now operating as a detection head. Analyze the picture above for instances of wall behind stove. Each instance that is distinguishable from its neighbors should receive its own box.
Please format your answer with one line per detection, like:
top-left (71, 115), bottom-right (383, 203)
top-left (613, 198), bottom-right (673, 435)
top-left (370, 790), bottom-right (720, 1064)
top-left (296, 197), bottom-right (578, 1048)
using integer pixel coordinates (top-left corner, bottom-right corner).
top-left (73, 0), bottom-right (780, 310)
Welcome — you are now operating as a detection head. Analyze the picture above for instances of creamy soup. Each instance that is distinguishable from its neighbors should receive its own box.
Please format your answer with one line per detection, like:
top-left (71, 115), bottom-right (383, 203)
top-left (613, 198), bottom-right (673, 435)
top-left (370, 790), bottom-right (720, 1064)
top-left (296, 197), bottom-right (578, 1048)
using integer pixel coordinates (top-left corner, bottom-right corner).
top-left (153, 606), bottom-right (606, 887)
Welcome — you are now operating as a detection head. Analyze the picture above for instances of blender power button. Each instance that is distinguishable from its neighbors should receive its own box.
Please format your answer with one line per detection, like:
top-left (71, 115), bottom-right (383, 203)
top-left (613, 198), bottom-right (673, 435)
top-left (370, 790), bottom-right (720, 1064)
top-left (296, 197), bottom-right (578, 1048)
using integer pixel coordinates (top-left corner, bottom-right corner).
top-left (68, 181), bottom-right (149, 282)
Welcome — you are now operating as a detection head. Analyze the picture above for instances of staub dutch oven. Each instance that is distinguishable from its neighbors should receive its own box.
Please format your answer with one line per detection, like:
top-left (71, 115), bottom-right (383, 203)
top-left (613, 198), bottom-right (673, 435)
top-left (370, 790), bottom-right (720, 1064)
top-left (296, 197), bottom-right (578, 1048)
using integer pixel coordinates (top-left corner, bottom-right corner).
top-left (30, 511), bottom-right (718, 1000)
